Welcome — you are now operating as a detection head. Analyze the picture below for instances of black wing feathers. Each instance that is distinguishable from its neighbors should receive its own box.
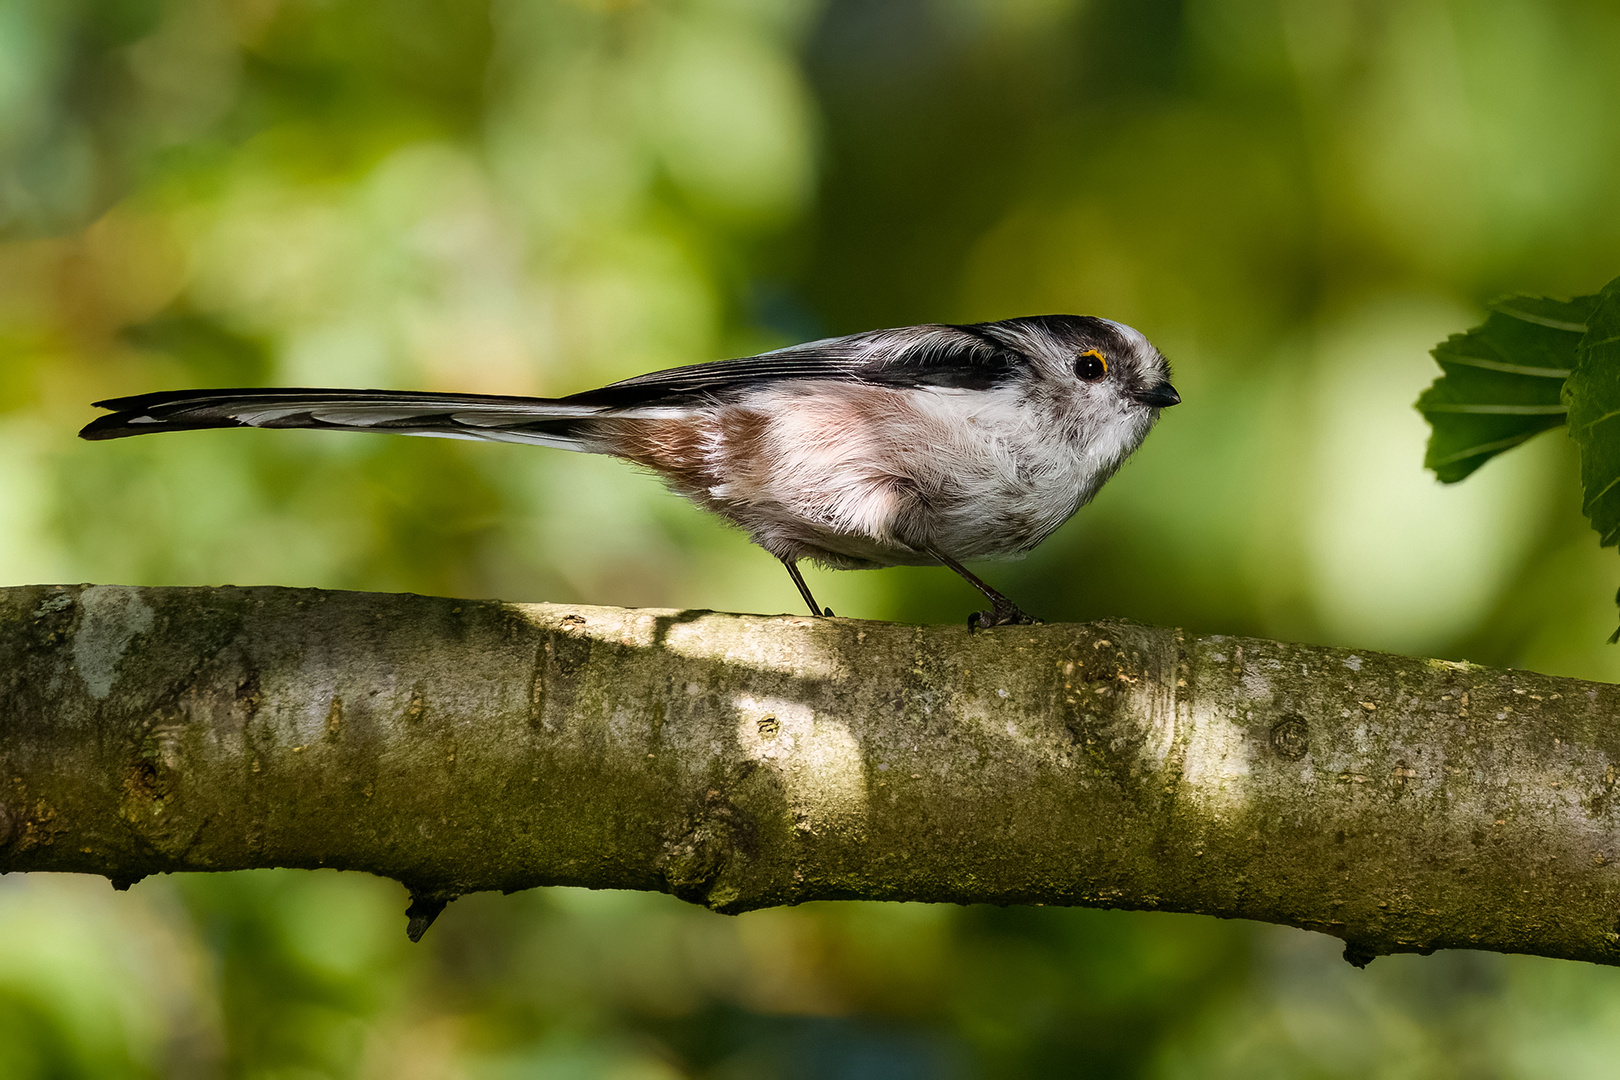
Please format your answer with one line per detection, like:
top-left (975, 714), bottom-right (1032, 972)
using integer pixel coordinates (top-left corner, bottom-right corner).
top-left (865, 325), bottom-right (1022, 391)
top-left (560, 323), bottom-right (1024, 408)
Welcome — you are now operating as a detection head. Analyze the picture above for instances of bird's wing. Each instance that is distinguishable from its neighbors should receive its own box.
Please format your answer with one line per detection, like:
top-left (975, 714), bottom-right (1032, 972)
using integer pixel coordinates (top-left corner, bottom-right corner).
top-left (79, 325), bottom-right (1023, 444)
top-left (559, 323), bottom-right (1026, 408)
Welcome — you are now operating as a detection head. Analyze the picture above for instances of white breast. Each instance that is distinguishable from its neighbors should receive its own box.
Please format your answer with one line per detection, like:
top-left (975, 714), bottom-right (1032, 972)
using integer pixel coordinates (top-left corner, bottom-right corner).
top-left (698, 381), bottom-right (1150, 567)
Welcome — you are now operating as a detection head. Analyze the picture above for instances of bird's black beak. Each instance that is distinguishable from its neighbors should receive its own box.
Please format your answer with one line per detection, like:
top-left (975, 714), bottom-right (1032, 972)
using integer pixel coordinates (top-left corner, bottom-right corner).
top-left (1136, 382), bottom-right (1181, 408)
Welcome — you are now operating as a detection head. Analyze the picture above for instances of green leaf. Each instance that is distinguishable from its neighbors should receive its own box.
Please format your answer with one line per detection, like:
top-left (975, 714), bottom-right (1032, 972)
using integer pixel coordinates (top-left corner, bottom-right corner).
top-left (1564, 276), bottom-right (1620, 546)
top-left (1418, 294), bottom-right (1598, 483)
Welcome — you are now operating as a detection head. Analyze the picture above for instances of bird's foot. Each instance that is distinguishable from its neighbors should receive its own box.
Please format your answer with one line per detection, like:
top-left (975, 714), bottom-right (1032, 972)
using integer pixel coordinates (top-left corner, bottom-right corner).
top-left (968, 601), bottom-right (1042, 630)
top-left (820, 607), bottom-right (835, 618)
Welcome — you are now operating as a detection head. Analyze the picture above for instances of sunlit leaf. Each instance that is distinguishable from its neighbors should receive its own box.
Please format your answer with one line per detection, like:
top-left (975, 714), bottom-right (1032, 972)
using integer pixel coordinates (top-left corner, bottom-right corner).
top-left (1417, 294), bottom-right (1597, 483)
top-left (1564, 276), bottom-right (1620, 546)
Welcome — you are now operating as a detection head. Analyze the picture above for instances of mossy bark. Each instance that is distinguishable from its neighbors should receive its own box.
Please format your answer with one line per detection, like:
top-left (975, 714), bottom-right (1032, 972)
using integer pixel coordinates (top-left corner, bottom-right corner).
top-left (1, 584), bottom-right (1617, 960)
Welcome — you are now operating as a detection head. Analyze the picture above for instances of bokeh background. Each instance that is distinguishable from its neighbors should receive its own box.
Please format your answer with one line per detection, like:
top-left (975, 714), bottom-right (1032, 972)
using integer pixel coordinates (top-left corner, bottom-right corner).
top-left (4, 0), bottom-right (1620, 1075)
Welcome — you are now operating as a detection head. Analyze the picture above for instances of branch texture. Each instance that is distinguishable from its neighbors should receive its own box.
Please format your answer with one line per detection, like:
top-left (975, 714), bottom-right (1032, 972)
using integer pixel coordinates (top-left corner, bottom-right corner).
top-left (1, 584), bottom-right (1617, 961)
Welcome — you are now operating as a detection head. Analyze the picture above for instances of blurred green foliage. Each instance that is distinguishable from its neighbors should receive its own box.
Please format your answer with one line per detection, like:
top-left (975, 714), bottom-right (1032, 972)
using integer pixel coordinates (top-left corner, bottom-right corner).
top-left (7, 0), bottom-right (1620, 1075)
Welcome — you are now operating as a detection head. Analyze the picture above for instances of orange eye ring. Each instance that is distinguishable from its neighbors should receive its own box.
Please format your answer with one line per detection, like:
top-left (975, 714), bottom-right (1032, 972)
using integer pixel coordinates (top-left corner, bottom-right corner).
top-left (1076, 349), bottom-right (1109, 382)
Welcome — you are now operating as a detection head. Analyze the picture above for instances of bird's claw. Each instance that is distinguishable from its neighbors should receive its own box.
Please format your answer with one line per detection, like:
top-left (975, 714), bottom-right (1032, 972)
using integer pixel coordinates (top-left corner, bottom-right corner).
top-left (968, 603), bottom-right (1042, 630)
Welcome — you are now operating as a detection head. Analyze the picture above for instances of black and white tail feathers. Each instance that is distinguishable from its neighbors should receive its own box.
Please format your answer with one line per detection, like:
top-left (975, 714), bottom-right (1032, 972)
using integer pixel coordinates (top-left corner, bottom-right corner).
top-left (78, 388), bottom-right (620, 451)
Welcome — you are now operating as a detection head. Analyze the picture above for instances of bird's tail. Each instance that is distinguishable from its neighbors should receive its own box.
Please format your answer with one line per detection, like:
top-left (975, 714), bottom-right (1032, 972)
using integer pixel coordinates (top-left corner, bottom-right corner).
top-left (79, 387), bottom-right (634, 451)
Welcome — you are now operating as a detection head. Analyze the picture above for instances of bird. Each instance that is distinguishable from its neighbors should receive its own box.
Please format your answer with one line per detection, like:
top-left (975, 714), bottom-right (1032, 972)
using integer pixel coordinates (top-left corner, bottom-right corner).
top-left (81, 314), bottom-right (1179, 626)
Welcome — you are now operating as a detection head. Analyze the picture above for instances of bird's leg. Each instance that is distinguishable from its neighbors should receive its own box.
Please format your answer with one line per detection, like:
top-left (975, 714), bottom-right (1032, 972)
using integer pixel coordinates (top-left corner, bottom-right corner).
top-left (927, 548), bottom-right (1041, 629)
top-left (780, 558), bottom-right (833, 617)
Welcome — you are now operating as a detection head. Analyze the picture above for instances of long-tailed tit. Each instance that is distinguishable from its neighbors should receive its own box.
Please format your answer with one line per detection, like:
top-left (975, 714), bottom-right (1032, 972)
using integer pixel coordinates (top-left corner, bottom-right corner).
top-left (81, 314), bottom-right (1178, 626)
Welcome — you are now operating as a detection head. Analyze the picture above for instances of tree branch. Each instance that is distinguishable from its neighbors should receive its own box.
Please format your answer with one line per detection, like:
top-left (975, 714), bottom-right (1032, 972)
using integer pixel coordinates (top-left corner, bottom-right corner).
top-left (1, 584), bottom-right (1617, 961)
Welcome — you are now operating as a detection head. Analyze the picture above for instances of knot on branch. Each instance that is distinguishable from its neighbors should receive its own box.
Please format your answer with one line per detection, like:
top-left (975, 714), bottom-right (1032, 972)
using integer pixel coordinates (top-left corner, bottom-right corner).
top-left (660, 779), bottom-right (760, 913)
top-left (1342, 941), bottom-right (1380, 969)
top-left (403, 885), bottom-right (460, 942)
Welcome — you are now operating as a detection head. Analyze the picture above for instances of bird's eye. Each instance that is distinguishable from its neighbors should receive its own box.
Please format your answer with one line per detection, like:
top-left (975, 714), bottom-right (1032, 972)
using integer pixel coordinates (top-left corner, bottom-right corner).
top-left (1075, 349), bottom-right (1108, 382)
